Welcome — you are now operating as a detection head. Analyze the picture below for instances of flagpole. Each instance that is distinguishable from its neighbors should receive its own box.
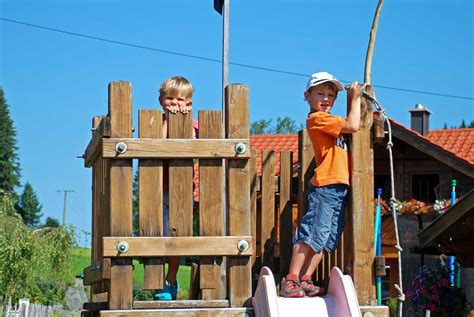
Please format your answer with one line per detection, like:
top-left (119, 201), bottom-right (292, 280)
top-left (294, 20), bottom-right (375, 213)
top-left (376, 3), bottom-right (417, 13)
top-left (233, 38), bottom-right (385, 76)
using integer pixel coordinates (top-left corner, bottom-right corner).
top-left (222, 0), bottom-right (229, 125)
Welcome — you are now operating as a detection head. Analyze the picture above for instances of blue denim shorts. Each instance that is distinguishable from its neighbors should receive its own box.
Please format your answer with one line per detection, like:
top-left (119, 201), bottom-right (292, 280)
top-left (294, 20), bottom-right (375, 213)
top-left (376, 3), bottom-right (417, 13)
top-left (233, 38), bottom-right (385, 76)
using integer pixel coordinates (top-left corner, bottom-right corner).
top-left (297, 183), bottom-right (348, 253)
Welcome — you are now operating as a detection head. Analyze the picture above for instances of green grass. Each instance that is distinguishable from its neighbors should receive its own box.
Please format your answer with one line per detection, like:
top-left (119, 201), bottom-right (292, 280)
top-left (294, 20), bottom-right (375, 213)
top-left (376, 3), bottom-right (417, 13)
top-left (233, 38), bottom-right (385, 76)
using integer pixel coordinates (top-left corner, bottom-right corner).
top-left (70, 247), bottom-right (191, 299)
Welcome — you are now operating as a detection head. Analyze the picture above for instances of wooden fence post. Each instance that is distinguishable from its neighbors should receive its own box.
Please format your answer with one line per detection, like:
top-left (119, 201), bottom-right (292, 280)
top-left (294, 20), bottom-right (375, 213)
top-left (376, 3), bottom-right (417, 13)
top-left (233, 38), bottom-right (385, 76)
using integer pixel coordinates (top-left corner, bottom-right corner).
top-left (138, 109), bottom-right (164, 290)
top-left (346, 85), bottom-right (376, 305)
top-left (297, 129), bottom-right (315, 225)
top-left (279, 151), bottom-right (293, 278)
top-left (168, 111), bottom-right (194, 237)
top-left (108, 81), bottom-right (133, 309)
top-left (199, 110), bottom-right (224, 299)
top-left (261, 150), bottom-right (275, 271)
top-left (226, 84), bottom-right (252, 307)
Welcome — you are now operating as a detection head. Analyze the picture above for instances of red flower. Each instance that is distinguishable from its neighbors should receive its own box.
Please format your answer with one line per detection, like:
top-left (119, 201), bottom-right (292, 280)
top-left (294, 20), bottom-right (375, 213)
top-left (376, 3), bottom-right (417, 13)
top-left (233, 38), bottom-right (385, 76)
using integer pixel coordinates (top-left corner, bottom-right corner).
top-left (431, 294), bottom-right (440, 302)
top-left (420, 289), bottom-right (428, 296)
top-left (428, 304), bottom-right (436, 311)
top-left (441, 279), bottom-right (450, 287)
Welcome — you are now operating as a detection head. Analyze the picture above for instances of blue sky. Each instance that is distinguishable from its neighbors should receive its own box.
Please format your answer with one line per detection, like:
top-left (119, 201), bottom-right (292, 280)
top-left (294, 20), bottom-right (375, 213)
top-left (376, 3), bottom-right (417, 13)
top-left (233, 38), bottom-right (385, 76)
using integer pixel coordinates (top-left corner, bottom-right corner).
top-left (1, 0), bottom-right (472, 246)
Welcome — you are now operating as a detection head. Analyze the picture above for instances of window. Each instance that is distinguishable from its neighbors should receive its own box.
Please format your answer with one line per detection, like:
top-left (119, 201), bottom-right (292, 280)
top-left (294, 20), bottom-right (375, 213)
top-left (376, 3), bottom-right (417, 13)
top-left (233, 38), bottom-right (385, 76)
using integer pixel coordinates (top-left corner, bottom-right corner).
top-left (412, 174), bottom-right (439, 203)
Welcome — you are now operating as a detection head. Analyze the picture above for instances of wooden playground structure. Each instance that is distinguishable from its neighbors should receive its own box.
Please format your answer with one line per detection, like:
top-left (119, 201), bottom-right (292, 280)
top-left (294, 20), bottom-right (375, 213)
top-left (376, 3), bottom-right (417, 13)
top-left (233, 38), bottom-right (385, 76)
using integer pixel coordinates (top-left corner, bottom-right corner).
top-left (81, 81), bottom-right (387, 316)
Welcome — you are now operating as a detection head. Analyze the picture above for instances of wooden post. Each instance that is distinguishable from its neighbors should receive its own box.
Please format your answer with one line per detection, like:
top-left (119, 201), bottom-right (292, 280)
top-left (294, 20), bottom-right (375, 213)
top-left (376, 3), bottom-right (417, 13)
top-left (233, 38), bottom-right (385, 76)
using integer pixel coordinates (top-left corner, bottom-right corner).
top-left (199, 110), bottom-right (224, 299)
top-left (297, 129), bottom-right (315, 225)
top-left (249, 149), bottom-right (258, 290)
top-left (108, 81), bottom-right (133, 309)
top-left (138, 109), bottom-right (164, 290)
top-left (279, 151), bottom-right (293, 278)
top-left (225, 84), bottom-right (252, 307)
top-left (346, 85), bottom-right (376, 305)
top-left (261, 150), bottom-right (275, 270)
top-left (168, 111), bottom-right (194, 237)
top-left (91, 116), bottom-right (105, 297)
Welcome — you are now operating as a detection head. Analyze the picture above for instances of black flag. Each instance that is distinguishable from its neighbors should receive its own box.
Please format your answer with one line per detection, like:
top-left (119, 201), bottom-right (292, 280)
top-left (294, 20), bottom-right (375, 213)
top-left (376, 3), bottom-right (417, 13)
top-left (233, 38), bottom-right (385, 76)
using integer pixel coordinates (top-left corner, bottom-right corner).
top-left (214, 0), bottom-right (224, 14)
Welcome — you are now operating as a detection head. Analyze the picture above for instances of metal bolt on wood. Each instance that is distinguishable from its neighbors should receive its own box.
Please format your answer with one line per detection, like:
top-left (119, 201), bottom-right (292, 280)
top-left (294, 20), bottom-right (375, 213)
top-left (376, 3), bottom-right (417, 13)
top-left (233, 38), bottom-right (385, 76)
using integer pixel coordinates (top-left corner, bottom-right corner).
top-left (234, 142), bottom-right (246, 155)
top-left (237, 239), bottom-right (249, 252)
top-left (116, 241), bottom-right (129, 253)
top-left (115, 142), bottom-right (128, 154)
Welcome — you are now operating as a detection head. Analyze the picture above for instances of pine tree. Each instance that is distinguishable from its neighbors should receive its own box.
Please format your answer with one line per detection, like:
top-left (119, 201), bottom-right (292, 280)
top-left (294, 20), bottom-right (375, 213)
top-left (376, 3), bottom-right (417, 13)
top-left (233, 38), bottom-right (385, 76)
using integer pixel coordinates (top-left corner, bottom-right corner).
top-left (41, 216), bottom-right (61, 228)
top-left (0, 87), bottom-right (21, 196)
top-left (18, 182), bottom-right (43, 227)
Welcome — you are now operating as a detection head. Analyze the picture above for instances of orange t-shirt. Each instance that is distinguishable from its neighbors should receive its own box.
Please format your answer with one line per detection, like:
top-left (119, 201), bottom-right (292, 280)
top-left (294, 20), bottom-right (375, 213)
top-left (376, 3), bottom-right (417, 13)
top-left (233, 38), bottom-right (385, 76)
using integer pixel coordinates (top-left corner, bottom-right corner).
top-left (306, 112), bottom-right (349, 187)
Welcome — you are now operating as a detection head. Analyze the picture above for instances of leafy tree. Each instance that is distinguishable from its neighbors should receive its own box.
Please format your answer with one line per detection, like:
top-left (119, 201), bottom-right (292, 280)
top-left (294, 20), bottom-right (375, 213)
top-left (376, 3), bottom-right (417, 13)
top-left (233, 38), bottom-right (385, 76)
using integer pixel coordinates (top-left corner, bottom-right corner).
top-left (17, 182), bottom-right (43, 227)
top-left (41, 216), bottom-right (61, 228)
top-left (460, 119), bottom-right (466, 128)
top-left (0, 87), bottom-right (21, 196)
top-left (274, 117), bottom-right (300, 134)
top-left (250, 119), bottom-right (273, 135)
top-left (0, 192), bottom-right (74, 304)
top-left (250, 116), bottom-right (303, 135)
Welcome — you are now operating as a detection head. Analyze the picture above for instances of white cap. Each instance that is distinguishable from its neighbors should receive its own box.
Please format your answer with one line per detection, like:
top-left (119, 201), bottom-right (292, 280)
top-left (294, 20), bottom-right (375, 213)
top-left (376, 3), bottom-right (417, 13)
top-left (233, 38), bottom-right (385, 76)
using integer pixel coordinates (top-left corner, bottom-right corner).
top-left (306, 71), bottom-right (344, 92)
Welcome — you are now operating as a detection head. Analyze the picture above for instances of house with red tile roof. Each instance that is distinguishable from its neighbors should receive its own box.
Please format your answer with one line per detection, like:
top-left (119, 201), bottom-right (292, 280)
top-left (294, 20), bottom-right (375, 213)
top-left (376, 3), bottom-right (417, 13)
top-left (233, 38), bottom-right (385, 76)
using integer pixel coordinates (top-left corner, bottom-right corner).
top-left (250, 106), bottom-right (474, 200)
top-left (249, 105), bottom-right (474, 299)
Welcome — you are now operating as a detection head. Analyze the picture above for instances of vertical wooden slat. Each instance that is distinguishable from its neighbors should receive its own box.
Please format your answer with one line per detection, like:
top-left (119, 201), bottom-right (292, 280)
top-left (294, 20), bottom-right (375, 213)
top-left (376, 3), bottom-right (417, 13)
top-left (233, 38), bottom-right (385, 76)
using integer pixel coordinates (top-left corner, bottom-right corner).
top-left (279, 151), bottom-right (293, 278)
top-left (297, 129), bottom-right (315, 226)
top-left (199, 110), bottom-right (224, 299)
top-left (249, 148), bottom-right (258, 290)
top-left (323, 250), bottom-right (331, 287)
top-left (138, 109), bottom-right (164, 290)
top-left (108, 81), bottom-right (133, 310)
top-left (226, 84), bottom-right (252, 307)
top-left (168, 112), bottom-right (194, 236)
top-left (102, 154), bottom-right (111, 295)
top-left (91, 116), bottom-right (103, 297)
top-left (261, 150), bottom-right (275, 270)
top-left (347, 85), bottom-right (376, 305)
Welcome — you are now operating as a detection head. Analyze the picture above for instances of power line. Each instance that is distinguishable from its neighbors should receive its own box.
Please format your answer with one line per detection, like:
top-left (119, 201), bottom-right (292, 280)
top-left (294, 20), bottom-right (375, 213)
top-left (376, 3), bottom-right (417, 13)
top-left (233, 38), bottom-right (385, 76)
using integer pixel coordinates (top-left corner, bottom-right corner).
top-left (1, 17), bottom-right (473, 101)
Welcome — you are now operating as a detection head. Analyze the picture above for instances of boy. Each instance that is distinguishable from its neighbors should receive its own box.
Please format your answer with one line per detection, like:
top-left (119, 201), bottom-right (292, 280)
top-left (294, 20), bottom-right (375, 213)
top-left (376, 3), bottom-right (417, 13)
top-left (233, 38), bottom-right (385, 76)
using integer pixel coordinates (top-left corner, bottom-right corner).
top-left (154, 76), bottom-right (198, 300)
top-left (281, 71), bottom-right (366, 298)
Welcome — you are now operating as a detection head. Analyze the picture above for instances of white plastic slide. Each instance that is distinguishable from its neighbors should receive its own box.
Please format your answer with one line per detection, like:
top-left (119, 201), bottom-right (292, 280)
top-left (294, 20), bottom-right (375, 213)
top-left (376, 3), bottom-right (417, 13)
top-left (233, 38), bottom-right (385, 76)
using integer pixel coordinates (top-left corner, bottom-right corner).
top-left (252, 266), bottom-right (361, 317)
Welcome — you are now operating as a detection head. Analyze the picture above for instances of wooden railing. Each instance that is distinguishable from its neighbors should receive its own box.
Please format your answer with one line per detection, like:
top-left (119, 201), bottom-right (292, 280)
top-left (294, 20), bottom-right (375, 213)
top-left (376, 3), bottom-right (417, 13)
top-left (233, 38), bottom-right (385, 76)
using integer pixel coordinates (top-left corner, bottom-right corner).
top-left (82, 82), bottom-right (253, 315)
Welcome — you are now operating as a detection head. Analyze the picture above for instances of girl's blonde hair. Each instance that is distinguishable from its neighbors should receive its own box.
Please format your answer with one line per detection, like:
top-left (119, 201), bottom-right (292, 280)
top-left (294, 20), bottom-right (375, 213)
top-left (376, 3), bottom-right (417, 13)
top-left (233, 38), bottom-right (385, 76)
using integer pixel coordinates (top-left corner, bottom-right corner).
top-left (159, 76), bottom-right (194, 100)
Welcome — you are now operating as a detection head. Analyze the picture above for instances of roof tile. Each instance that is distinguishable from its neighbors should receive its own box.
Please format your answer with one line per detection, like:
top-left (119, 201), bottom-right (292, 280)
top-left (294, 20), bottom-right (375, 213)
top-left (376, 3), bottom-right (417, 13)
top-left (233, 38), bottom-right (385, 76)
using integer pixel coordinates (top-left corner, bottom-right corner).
top-left (427, 129), bottom-right (474, 165)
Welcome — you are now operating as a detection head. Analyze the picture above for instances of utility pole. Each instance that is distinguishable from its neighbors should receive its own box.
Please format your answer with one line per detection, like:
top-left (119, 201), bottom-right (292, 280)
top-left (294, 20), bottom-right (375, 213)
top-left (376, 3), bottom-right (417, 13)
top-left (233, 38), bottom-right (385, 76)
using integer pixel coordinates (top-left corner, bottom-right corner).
top-left (57, 189), bottom-right (75, 225)
top-left (214, 0), bottom-right (230, 298)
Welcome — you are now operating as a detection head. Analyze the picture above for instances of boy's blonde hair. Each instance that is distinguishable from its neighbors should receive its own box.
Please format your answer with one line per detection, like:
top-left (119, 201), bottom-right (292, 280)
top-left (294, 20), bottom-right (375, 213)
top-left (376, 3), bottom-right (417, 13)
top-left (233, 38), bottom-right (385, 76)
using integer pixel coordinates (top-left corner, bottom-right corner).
top-left (159, 76), bottom-right (194, 100)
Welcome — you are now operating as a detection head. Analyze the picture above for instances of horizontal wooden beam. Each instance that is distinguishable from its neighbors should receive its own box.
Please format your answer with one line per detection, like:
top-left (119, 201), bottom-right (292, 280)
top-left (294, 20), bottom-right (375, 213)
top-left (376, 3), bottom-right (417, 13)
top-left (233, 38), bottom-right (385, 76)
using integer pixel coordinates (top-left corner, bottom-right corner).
top-left (133, 300), bottom-right (229, 309)
top-left (84, 301), bottom-right (108, 312)
top-left (102, 138), bottom-right (250, 159)
top-left (360, 306), bottom-right (389, 316)
top-left (99, 308), bottom-right (253, 317)
top-left (418, 190), bottom-right (473, 247)
top-left (83, 258), bottom-right (111, 285)
top-left (92, 292), bottom-right (108, 302)
top-left (84, 117), bottom-right (111, 167)
top-left (391, 123), bottom-right (474, 178)
top-left (103, 236), bottom-right (253, 257)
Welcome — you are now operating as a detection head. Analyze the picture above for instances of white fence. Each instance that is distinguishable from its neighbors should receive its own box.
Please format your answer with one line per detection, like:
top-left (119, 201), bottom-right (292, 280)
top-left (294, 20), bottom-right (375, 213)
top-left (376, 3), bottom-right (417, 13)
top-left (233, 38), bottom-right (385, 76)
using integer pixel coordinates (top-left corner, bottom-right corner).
top-left (3, 298), bottom-right (62, 317)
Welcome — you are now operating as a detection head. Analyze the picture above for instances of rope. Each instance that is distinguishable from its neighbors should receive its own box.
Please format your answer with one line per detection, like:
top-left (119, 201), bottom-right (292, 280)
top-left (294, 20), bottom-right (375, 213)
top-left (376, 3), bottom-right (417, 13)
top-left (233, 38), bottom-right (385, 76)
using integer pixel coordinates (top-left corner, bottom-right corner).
top-left (363, 89), bottom-right (405, 316)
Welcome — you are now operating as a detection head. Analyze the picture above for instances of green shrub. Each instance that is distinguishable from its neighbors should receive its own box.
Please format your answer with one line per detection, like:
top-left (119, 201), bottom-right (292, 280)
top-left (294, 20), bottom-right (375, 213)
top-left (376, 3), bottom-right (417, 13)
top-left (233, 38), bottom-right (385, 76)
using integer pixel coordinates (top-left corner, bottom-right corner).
top-left (0, 192), bottom-right (75, 304)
